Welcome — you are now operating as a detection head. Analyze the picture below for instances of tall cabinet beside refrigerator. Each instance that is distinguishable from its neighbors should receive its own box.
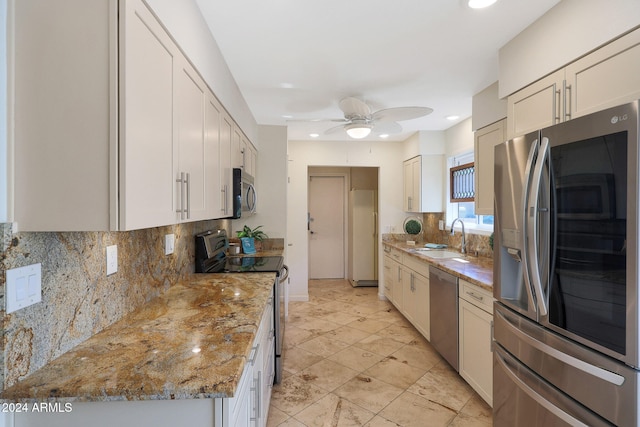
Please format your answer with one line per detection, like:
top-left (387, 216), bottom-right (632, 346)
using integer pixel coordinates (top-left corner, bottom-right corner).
top-left (493, 100), bottom-right (640, 426)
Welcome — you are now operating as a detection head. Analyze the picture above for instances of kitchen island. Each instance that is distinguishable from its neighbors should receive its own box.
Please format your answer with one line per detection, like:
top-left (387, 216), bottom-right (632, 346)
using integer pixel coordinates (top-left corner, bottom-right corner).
top-left (0, 273), bottom-right (276, 426)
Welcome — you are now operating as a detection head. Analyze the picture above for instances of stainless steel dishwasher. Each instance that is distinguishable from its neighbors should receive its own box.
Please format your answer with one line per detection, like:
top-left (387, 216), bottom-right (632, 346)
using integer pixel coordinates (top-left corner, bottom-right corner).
top-left (429, 265), bottom-right (459, 371)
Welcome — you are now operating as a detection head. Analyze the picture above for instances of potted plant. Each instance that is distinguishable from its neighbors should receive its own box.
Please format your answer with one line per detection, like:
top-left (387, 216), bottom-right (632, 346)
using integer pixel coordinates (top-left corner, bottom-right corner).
top-left (236, 225), bottom-right (268, 253)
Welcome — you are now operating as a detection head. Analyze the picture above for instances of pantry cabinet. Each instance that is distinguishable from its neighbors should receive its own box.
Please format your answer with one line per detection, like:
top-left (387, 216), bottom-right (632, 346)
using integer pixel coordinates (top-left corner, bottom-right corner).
top-left (507, 27), bottom-right (640, 139)
top-left (11, 0), bottom-right (249, 231)
top-left (458, 279), bottom-right (493, 406)
top-left (403, 155), bottom-right (443, 213)
top-left (474, 119), bottom-right (506, 215)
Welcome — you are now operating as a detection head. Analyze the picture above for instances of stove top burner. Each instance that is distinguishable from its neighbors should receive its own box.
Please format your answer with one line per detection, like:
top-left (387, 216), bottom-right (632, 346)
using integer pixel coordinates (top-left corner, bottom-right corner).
top-left (195, 229), bottom-right (284, 274)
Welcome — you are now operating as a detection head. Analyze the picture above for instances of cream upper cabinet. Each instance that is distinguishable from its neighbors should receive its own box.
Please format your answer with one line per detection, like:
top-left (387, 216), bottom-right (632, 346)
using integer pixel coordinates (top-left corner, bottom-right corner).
top-left (220, 111), bottom-right (235, 218)
top-left (119, 0), bottom-right (180, 230)
top-left (403, 155), bottom-right (443, 213)
top-left (204, 93), bottom-right (224, 219)
top-left (506, 70), bottom-right (564, 139)
top-left (474, 119), bottom-right (506, 216)
top-left (566, 27), bottom-right (640, 119)
top-left (507, 28), bottom-right (640, 139)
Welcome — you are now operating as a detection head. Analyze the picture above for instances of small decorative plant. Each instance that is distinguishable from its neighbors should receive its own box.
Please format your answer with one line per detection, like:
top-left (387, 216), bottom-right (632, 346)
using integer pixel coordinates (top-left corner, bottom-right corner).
top-left (236, 225), bottom-right (268, 241)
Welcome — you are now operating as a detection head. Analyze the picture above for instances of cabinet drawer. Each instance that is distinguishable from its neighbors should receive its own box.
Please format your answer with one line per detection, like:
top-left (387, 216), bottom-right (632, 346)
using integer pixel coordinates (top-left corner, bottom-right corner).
top-left (459, 280), bottom-right (493, 314)
top-left (383, 246), bottom-right (404, 263)
top-left (403, 255), bottom-right (430, 278)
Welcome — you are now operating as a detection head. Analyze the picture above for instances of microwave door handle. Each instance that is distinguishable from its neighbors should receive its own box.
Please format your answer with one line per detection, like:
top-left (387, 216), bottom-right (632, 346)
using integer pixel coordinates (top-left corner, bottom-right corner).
top-left (526, 137), bottom-right (550, 317)
top-left (247, 183), bottom-right (257, 213)
top-left (521, 138), bottom-right (541, 314)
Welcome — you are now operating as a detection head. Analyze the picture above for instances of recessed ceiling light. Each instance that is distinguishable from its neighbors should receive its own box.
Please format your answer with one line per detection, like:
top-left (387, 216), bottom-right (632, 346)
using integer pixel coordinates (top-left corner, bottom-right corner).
top-left (379, 134), bottom-right (390, 139)
top-left (280, 83), bottom-right (294, 89)
top-left (446, 115), bottom-right (460, 121)
top-left (468, 0), bottom-right (497, 9)
top-left (282, 114), bottom-right (293, 119)
top-left (309, 133), bottom-right (320, 138)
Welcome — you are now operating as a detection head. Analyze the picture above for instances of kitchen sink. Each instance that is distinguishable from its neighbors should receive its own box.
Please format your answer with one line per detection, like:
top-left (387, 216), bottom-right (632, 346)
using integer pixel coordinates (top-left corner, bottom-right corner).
top-left (413, 248), bottom-right (461, 259)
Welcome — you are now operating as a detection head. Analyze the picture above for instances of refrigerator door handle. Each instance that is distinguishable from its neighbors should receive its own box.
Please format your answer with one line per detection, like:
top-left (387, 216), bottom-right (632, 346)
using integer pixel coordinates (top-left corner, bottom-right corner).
top-left (524, 137), bottom-right (550, 317)
top-left (521, 138), bottom-right (542, 315)
top-left (497, 309), bottom-right (625, 386)
top-left (495, 348), bottom-right (591, 427)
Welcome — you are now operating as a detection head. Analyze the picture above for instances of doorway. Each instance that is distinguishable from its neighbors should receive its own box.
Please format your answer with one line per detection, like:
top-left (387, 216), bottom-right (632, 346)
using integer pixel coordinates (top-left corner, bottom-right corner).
top-left (308, 174), bottom-right (346, 279)
top-left (308, 167), bottom-right (379, 283)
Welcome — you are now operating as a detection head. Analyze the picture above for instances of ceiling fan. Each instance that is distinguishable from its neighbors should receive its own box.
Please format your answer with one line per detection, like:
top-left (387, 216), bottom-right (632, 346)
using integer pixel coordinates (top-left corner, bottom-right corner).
top-left (323, 97), bottom-right (434, 139)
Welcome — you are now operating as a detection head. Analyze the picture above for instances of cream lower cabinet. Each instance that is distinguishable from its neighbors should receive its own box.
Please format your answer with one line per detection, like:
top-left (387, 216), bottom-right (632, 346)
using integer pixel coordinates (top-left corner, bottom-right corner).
top-left (458, 279), bottom-right (493, 407)
top-left (383, 247), bottom-right (404, 308)
top-left (383, 246), bottom-right (430, 341)
top-left (507, 27), bottom-right (640, 139)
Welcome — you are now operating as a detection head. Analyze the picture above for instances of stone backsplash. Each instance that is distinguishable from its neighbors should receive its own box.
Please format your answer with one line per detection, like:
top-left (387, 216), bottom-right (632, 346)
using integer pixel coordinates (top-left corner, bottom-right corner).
top-left (0, 219), bottom-right (229, 390)
top-left (385, 212), bottom-right (494, 259)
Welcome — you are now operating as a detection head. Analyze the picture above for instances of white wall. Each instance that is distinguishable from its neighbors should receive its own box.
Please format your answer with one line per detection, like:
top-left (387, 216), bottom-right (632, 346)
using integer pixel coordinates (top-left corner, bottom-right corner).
top-left (445, 118), bottom-right (474, 158)
top-left (286, 140), bottom-right (406, 301)
top-left (0, 0), bottom-right (8, 222)
top-left (499, 0), bottom-right (640, 98)
top-left (145, 0), bottom-right (259, 146)
top-left (236, 125), bottom-right (288, 241)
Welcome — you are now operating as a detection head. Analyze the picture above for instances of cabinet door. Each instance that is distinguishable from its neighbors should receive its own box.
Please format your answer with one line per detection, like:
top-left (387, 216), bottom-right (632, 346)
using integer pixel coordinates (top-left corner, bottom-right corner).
top-left (120, 0), bottom-right (178, 230)
top-left (403, 159), bottom-right (414, 211)
top-left (459, 299), bottom-right (493, 406)
top-left (506, 69), bottom-right (564, 139)
top-left (412, 272), bottom-right (430, 340)
top-left (205, 94), bottom-right (223, 218)
top-left (401, 267), bottom-right (416, 323)
top-left (566, 27), bottom-right (640, 119)
top-left (220, 111), bottom-right (234, 217)
top-left (474, 119), bottom-right (506, 215)
top-left (176, 59), bottom-right (208, 222)
top-left (232, 125), bottom-right (244, 169)
top-left (418, 155), bottom-right (443, 212)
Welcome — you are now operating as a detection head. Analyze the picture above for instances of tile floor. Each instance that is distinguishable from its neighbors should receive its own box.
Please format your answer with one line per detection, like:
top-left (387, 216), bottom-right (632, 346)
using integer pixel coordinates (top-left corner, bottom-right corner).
top-left (266, 279), bottom-right (493, 427)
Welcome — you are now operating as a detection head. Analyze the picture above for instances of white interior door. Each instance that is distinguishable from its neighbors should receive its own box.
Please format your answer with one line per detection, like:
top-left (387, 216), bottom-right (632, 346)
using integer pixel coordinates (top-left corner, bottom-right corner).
top-left (308, 176), bottom-right (345, 279)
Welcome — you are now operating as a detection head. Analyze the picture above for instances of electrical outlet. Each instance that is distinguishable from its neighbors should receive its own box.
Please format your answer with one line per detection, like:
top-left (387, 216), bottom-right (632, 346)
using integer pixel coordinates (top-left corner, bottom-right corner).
top-left (165, 234), bottom-right (175, 255)
top-left (106, 245), bottom-right (118, 275)
top-left (6, 263), bottom-right (42, 313)
top-left (439, 220), bottom-right (444, 230)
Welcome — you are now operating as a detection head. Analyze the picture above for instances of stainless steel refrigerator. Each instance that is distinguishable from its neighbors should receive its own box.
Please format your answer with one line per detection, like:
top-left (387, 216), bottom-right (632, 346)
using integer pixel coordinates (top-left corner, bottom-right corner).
top-left (493, 100), bottom-right (640, 426)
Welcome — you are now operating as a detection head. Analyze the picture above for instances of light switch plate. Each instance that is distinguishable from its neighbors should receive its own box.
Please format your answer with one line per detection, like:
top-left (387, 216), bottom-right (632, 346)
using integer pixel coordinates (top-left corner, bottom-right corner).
top-left (6, 263), bottom-right (42, 314)
top-left (165, 234), bottom-right (175, 255)
top-left (106, 245), bottom-right (118, 275)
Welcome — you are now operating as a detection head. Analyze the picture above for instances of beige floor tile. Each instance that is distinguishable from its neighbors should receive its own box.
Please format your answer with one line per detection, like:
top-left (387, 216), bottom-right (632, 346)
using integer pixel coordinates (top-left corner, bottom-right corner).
top-left (346, 317), bottom-right (392, 334)
top-left (270, 280), bottom-right (492, 427)
top-left (389, 339), bottom-right (443, 371)
top-left (334, 375), bottom-right (404, 413)
top-left (283, 346), bottom-right (325, 374)
top-left (407, 362), bottom-right (475, 412)
top-left (324, 325), bottom-right (372, 345)
top-left (354, 334), bottom-right (406, 357)
top-left (379, 391), bottom-right (457, 427)
top-left (328, 345), bottom-right (384, 372)
top-left (270, 375), bottom-right (327, 417)
top-left (364, 356), bottom-right (428, 389)
top-left (297, 334), bottom-right (350, 358)
top-left (294, 393), bottom-right (375, 427)
top-left (298, 359), bottom-right (359, 392)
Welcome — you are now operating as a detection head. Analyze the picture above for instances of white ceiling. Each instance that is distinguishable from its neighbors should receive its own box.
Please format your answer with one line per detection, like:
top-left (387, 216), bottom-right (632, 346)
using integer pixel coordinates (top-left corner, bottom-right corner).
top-left (195, 0), bottom-right (560, 141)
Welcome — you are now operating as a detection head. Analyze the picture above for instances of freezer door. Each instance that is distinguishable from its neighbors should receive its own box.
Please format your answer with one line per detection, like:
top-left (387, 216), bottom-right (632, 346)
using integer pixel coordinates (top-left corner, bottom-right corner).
top-left (493, 132), bottom-right (540, 321)
top-left (494, 303), bottom-right (639, 426)
top-left (493, 345), bottom-right (613, 427)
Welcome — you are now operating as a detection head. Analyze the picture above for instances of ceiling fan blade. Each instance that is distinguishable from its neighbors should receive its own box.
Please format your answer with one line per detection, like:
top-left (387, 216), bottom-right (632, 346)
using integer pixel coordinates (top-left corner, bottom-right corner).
top-left (339, 97), bottom-right (371, 117)
top-left (324, 124), bottom-right (347, 135)
top-left (371, 106), bottom-right (433, 122)
top-left (372, 121), bottom-right (402, 134)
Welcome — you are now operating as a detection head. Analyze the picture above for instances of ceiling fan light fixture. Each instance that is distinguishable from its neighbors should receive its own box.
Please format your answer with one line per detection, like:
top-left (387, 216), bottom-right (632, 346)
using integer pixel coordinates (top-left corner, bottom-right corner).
top-left (345, 123), bottom-right (372, 139)
top-left (468, 0), bottom-right (497, 8)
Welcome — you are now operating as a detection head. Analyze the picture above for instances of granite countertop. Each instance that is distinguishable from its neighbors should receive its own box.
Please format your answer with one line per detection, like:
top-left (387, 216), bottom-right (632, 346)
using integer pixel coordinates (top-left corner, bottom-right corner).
top-left (383, 241), bottom-right (493, 292)
top-left (0, 273), bottom-right (276, 403)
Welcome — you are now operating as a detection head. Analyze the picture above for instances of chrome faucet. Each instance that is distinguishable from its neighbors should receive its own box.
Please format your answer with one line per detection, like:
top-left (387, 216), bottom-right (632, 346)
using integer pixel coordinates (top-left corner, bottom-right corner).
top-left (450, 218), bottom-right (466, 254)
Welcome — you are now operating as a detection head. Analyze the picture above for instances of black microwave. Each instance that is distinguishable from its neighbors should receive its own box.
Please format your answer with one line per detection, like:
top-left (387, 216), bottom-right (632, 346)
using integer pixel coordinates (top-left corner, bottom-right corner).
top-left (232, 168), bottom-right (257, 219)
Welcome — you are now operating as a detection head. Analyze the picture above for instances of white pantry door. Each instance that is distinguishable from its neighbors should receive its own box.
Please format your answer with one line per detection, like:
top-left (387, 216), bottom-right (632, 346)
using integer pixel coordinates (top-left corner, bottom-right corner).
top-left (308, 176), bottom-right (345, 279)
